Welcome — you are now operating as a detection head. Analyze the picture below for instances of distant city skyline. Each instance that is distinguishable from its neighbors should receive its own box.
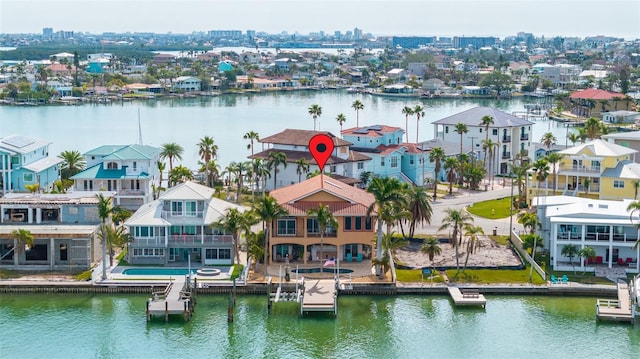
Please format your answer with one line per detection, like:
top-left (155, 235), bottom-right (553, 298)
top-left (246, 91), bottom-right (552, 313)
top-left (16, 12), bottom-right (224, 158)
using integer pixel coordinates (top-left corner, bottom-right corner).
top-left (1, 0), bottom-right (639, 40)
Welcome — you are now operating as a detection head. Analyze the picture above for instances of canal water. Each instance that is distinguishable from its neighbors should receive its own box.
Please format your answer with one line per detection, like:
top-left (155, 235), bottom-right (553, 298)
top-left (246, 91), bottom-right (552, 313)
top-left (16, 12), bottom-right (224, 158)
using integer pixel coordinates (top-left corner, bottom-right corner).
top-left (0, 92), bottom-right (570, 170)
top-left (0, 294), bottom-right (638, 358)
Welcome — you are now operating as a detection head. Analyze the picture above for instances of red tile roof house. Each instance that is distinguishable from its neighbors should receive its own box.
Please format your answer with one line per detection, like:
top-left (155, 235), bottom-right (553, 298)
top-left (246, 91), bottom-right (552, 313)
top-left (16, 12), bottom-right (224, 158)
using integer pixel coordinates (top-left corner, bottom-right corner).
top-left (569, 89), bottom-right (634, 117)
top-left (249, 129), bottom-right (371, 191)
top-left (268, 174), bottom-right (376, 265)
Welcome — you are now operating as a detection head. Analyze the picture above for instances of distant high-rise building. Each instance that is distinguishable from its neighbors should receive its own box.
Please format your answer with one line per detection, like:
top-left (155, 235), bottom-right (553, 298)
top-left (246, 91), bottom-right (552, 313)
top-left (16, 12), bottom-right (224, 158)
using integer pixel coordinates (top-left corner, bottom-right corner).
top-left (334, 31), bottom-right (342, 40)
top-left (354, 27), bottom-right (363, 41)
top-left (208, 30), bottom-right (242, 39)
top-left (246, 30), bottom-right (256, 41)
top-left (392, 36), bottom-right (436, 49)
top-left (42, 27), bottom-right (53, 38)
top-left (453, 36), bottom-right (497, 49)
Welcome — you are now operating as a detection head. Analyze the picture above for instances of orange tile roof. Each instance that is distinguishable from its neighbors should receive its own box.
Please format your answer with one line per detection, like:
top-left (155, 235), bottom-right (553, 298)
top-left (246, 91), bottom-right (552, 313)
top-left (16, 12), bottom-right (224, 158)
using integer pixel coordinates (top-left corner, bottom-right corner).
top-left (570, 88), bottom-right (624, 100)
top-left (270, 175), bottom-right (376, 215)
top-left (341, 125), bottom-right (403, 137)
top-left (260, 129), bottom-right (351, 147)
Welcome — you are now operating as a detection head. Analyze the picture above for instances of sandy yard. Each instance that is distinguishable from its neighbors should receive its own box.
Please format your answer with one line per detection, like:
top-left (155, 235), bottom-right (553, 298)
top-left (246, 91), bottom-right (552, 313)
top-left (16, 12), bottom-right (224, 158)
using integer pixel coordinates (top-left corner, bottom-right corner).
top-left (395, 235), bottom-right (523, 269)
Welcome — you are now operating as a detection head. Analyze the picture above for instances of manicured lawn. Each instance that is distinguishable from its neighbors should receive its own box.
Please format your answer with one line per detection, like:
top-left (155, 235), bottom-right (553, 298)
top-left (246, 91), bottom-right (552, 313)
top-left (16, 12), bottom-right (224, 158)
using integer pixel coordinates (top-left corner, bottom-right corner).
top-left (0, 268), bottom-right (20, 279)
top-left (445, 267), bottom-right (546, 285)
top-left (396, 269), bottom-right (444, 283)
top-left (467, 197), bottom-right (514, 219)
top-left (547, 270), bottom-right (616, 285)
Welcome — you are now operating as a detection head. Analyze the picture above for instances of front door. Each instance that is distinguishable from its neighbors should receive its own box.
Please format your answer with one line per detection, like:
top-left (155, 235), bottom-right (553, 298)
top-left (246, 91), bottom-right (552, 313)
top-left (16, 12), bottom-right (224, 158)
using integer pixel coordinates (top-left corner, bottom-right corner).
top-left (168, 248), bottom-right (177, 262)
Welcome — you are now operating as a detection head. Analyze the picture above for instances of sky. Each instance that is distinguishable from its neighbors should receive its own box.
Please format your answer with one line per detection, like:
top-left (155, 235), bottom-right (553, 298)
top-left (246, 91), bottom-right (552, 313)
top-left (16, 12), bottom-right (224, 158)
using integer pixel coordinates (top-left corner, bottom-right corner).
top-left (1, 0), bottom-right (639, 39)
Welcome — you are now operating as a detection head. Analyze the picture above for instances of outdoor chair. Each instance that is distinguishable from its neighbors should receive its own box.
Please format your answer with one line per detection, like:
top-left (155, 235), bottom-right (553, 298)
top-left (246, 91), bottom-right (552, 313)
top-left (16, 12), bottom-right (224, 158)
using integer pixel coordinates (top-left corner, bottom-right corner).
top-left (550, 275), bottom-right (558, 284)
top-left (561, 275), bottom-right (569, 284)
top-left (346, 253), bottom-right (352, 262)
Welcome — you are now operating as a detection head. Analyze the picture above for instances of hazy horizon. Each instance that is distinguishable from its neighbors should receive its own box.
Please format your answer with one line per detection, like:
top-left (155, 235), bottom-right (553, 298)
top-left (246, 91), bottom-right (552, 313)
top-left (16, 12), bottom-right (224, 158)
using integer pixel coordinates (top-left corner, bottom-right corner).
top-left (1, 0), bottom-right (639, 40)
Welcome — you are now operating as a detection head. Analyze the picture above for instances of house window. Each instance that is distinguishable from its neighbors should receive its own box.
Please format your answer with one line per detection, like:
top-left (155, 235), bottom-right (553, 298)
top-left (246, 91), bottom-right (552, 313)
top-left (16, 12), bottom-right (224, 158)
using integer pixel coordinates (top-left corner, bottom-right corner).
top-left (479, 128), bottom-right (482, 133)
top-left (344, 217), bottom-right (352, 230)
top-left (591, 160), bottom-right (600, 171)
top-left (185, 201), bottom-right (197, 216)
top-left (107, 162), bottom-right (118, 170)
top-left (355, 217), bottom-right (362, 230)
top-left (219, 249), bottom-right (231, 259)
top-left (205, 248), bottom-right (218, 259)
top-left (410, 156), bottom-right (414, 165)
top-left (365, 217), bottom-right (372, 231)
top-left (391, 157), bottom-right (398, 168)
top-left (614, 180), bottom-right (624, 188)
top-left (23, 173), bottom-right (34, 182)
top-left (59, 244), bottom-right (68, 261)
top-left (277, 218), bottom-right (296, 236)
top-left (357, 162), bottom-right (364, 170)
top-left (330, 165), bottom-right (337, 173)
top-left (307, 218), bottom-right (320, 234)
top-left (492, 129), bottom-right (498, 135)
top-left (445, 126), bottom-right (449, 134)
top-left (133, 161), bottom-right (137, 171)
top-left (171, 201), bottom-right (183, 216)
top-left (381, 157), bottom-right (385, 166)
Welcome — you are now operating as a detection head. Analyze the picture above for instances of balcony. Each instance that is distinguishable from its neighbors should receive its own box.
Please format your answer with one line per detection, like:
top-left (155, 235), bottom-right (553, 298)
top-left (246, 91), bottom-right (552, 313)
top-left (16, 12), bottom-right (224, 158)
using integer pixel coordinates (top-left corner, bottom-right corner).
top-left (520, 133), bottom-right (529, 141)
top-left (559, 164), bottom-right (600, 174)
top-left (557, 232), bottom-right (582, 241)
top-left (502, 136), bottom-right (511, 143)
top-left (501, 152), bottom-right (511, 159)
top-left (117, 189), bottom-right (146, 196)
top-left (161, 211), bottom-right (204, 220)
top-left (168, 234), bottom-right (233, 247)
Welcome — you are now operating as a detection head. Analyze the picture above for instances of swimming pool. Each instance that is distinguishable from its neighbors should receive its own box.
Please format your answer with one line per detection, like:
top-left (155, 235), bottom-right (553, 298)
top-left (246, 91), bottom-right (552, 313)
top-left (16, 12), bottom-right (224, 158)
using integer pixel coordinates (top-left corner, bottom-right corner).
top-left (121, 268), bottom-right (198, 276)
top-left (293, 268), bottom-right (354, 274)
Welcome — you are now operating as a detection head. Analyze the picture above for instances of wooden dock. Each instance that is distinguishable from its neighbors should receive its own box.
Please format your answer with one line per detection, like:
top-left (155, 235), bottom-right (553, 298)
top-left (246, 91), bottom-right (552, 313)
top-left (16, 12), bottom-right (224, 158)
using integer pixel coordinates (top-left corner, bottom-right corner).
top-left (447, 287), bottom-right (486, 308)
top-left (596, 282), bottom-right (633, 323)
top-left (301, 279), bottom-right (337, 315)
top-left (146, 276), bottom-right (195, 321)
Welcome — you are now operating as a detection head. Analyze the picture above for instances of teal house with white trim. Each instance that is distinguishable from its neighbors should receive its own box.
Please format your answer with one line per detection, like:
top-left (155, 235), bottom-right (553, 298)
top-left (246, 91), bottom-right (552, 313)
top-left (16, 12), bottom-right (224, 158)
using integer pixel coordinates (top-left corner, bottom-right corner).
top-left (0, 135), bottom-right (62, 194)
top-left (71, 144), bottom-right (161, 210)
top-left (342, 125), bottom-right (430, 185)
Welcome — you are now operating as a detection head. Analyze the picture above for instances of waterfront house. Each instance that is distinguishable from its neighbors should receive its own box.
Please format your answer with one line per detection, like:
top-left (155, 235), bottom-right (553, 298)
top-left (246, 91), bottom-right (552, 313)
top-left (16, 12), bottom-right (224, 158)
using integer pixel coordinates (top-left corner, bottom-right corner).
top-left (342, 125), bottom-right (429, 185)
top-left (70, 144), bottom-right (161, 210)
top-left (249, 129), bottom-right (370, 191)
top-left (269, 174), bottom-right (375, 264)
top-left (172, 76), bottom-right (201, 92)
top-left (569, 89), bottom-right (632, 118)
top-left (602, 130), bottom-right (640, 161)
top-left (528, 139), bottom-right (638, 201)
top-left (432, 107), bottom-right (534, 174)
top-left (0, 135), bottom-right (62, 194)
top-left (601, 110), bottom-right (640, 124)
top-left (0, 191), bottom-right (109, 271)
top-left (124, 181), bottom-right (245, 266)
top-left (534, 196), bottom-right (639, 274)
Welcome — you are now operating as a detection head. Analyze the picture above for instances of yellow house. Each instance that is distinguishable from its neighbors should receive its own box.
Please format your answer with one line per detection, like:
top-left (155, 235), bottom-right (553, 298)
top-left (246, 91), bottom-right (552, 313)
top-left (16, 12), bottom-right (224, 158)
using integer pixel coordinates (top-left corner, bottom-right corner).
top-left (530, 139), bottom-right (638, 201)
top-left (269, 174), bottom-right (376, 265)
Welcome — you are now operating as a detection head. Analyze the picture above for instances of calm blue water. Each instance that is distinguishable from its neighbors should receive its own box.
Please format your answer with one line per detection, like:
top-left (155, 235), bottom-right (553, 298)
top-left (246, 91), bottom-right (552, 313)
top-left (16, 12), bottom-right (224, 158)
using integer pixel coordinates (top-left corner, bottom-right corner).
top-left (0, 294), bottom-right (638, 358)
top-left (122, 268), bottom-right (198, 276)
top-left (0, 92), bottom-right (570, 169)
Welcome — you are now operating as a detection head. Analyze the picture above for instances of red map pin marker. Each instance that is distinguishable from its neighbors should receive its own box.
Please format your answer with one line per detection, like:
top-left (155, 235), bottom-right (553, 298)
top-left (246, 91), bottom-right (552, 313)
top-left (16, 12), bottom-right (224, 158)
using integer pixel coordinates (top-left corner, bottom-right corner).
top-left (309, 134), bottom-right (334, 172)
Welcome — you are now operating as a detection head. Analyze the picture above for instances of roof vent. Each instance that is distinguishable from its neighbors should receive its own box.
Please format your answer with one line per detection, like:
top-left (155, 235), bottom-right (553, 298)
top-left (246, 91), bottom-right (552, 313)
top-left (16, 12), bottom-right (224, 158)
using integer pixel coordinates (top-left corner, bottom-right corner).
top-left (598, 204), bottom-right (608, 209)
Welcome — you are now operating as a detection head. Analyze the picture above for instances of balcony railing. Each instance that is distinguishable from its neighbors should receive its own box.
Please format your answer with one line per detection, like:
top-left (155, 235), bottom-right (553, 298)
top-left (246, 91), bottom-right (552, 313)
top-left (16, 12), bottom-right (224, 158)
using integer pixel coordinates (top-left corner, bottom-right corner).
top-left (501, 152), bottom-right (511, 159)
top-left (168, 234), bottom-right (233, 245)
top-left (161, 211), bottom-right (205, 220)
top-left (117, 189), bottom-right (146, 196)
top-left (520, 133), bottom-right (529, 141)
top-left (502, 136), bottom-right (511, 143)
top-left (557, 232), bottom-right (582, 241)
top-left (559, 164), bottom-right (600, 174)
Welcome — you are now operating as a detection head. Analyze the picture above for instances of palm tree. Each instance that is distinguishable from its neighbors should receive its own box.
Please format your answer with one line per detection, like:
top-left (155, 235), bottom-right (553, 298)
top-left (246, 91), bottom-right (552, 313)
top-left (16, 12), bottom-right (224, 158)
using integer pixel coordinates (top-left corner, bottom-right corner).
top-left (232, 161), bottom-right (249, 203)
top-left (308, 104), bottom-right (322, 131)
top-left (439, 209), bottom-right (473, 274)
top-left (429, 147), bottom-right (446, 201)
top-left (532, 158), bottom-right (550, 200)
top-left (568, 132), bottom-right (580, 146)
top-left (462, 225), bottom-right (484, 272)
top-left (10, 228), bottom-right (34, 265)
top-left (160, 142), bottom-right (184, 187)
top-left (578, 246), bottom-right (596, 274)
top-left (254, 195), bottom-right (288, 275)
top-left (366, 177), bottom-right (406, 274)
top-left (545, 152), bottom-right (565, 193)
top-left (58, 150), bottom-right (86, 180)
top-left (170, 165), bottom-right (194, 185)
top-left (401, 106), bottom-right (414, 142)
top-left (156, 161), bottom-right (167, 196)
top-left (421, 236), bottom-right (441, 277)
top-left (215, 208), bottom-right (245, 264)
top-left (443, 156), bottom-right (458, 195)
top-left (414, 105), bottom-right (425, 143)
top-left (480, 115), bottom-right (494, 165)
top-left (243, 131), bottom-right (260, 156)
top-left (540, 132), bottom-right (557, 152)
top-left (511, 162), bottom-right (531, 207)
top-left (198, 136), bottom-right (218, 188)
top-left (295, 158), bottom-right (310, 183)
top-left (406, 186), bottom-right (432, 239)
top-left (351, 99), bottom-right (364, 127)
top-left (583, 117), bottom-right (606, 140)
top-left (267, 151), bottom-right (287, 189)
top-left (482, 138), bottom-right (498, 189)
top-left (307, 203), bottom-right (338, 264)
top-left (561, 244), bottom-right (579, 274)
top-left (634, 180), bottom-right (640, 200)
top-left (97, 223), bottom-right (132, 267)
top-left (517, 211), bottom-right (541, 235)
top-left (97, 193), bottom-right (112, 280)
top-left (454, 122), bottom-right (468, 155)
top-left (336, 113), bottom-right (347, 133)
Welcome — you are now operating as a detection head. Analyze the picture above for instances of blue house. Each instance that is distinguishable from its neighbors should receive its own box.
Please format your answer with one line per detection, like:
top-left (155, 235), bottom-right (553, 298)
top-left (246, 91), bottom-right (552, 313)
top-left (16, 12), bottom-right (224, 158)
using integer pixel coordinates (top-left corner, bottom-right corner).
top-left (342, 125), bottom-right (428, 185)
top-left (0, 135), bottom-right (62, 194)
top-left (218, 61), bottom-right (234, 72)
